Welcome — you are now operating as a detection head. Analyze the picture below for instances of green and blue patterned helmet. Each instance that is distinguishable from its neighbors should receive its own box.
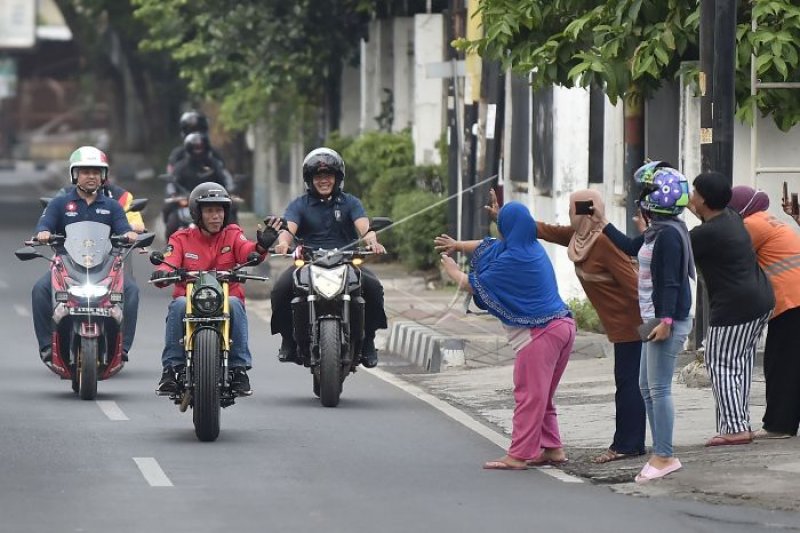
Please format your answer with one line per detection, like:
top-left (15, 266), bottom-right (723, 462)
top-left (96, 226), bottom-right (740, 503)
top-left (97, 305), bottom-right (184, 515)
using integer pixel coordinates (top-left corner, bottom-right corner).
top-left (636, 162), bottom-right (689, 216)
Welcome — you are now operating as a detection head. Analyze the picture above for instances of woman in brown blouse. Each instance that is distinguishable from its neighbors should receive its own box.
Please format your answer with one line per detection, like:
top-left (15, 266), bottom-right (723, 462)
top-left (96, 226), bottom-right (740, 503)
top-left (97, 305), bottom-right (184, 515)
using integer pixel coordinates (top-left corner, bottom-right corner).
top-left (536, 190), bottom-right (646, 463)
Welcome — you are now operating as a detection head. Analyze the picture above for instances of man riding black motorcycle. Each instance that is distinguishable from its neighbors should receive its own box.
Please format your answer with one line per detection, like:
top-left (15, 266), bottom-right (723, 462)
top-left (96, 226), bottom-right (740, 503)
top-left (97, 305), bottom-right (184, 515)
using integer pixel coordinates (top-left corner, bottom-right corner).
top-left (31, 146), bottom-right (139, 363)
top-left (267, 147), bottom-right (387, 368)
top-left (166, 110), bottom-right (225, 173)
top-left (151, 182), bottom-right (280, 395)
top-left (163, 132), bottom-right (236, 238)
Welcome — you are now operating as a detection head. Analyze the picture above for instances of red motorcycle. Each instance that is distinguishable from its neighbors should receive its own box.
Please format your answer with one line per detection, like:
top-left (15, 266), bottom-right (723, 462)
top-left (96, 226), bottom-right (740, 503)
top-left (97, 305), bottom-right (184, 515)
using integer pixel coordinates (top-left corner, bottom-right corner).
top-left (16, 218), bottom-right (154, 399)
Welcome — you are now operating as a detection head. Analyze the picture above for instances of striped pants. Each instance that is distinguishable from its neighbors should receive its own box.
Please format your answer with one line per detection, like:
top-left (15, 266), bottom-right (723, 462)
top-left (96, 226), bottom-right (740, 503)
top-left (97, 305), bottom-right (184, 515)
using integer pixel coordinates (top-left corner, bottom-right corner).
top-left (705, 311), bottom-right (771, 434)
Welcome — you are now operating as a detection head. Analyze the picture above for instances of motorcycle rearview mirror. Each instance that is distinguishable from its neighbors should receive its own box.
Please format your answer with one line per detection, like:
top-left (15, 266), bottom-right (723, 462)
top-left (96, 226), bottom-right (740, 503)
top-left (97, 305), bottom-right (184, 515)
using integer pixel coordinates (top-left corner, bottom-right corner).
top-left (246, 251), bottom-right (261, 265)
top-left (136, 232), bottom-right (156, 248)
top-left (39, 197), bottom-right (52, 209)
top-left (368, 216), bottom-right (392, 233)
top-left (149, 251), bottom-right (165, 265)
top-left (128, 198), bottom-right (148, 212)
top-left (15, 246), bottom-right (45, 261)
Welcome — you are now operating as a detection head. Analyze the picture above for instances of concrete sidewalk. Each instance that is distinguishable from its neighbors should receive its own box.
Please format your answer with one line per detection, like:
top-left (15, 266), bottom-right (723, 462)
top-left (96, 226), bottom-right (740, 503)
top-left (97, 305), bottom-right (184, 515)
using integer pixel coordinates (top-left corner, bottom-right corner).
top-left (369, 265), bottom-right (800, 513)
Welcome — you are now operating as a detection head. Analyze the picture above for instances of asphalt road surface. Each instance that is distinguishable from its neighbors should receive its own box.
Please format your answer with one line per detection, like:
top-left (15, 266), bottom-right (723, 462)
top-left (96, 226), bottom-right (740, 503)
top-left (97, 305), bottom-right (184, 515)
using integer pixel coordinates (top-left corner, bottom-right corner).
top-left (1, 182), bottom-right (799, 532)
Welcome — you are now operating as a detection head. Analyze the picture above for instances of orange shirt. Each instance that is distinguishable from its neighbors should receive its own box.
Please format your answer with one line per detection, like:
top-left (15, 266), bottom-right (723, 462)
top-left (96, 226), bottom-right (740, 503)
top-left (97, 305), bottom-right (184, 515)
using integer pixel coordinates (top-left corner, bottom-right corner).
top-left (742, 211), bottom-right (800, 318)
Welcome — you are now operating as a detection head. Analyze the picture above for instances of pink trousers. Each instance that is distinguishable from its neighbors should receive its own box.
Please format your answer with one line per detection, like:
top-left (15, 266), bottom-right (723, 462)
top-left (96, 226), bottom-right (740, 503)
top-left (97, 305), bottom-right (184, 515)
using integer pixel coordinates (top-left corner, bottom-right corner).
top-left (507, 317), bottom-right (576, 460)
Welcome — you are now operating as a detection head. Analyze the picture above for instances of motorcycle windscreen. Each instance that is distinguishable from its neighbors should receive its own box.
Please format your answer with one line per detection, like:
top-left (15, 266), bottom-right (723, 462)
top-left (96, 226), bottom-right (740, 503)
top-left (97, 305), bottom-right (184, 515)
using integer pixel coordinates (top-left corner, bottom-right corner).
top-left (64, 221), bottom-right (113, 270)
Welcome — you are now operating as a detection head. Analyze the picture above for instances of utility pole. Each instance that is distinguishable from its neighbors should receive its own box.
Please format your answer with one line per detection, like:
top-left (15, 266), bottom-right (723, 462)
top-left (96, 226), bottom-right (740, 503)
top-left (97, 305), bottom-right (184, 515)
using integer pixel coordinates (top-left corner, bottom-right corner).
top-left (713, 0), bottom-right (737, 184)
top-left (445, 0), bottom-right (462, 238)
top-left (623, 88), bottom-right (645, 236)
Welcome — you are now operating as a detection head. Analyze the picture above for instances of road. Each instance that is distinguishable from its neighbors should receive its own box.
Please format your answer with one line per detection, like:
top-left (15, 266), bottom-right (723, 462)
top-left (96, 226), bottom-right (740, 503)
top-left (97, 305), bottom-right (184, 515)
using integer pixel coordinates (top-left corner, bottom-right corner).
top-left (0, 180), bottom-right (798, 532)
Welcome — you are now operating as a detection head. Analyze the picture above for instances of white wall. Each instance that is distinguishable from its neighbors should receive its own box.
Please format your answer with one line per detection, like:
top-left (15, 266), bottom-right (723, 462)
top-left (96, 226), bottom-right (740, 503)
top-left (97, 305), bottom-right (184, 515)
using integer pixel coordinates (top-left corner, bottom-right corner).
top-left (392, 18), bottom-right (414, 132)
top-left (339, 64), bottom-right (361, 137)
top-left (412, 14), bottom-right (444, 165)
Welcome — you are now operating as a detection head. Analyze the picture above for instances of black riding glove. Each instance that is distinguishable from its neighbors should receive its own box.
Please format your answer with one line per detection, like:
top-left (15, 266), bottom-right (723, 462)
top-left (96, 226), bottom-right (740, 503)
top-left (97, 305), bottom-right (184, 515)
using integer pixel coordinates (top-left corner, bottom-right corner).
top-left (257, 226), bottom-right (279, 251)
top-left (149, 270), bottom-right (171, 287)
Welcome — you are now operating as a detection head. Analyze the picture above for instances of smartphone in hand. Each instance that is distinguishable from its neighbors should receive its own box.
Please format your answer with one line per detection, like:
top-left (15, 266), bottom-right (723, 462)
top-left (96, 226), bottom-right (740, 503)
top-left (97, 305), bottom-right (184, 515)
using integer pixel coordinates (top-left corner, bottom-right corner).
top-left (783, 181), bottom-right (789, 204)
top-left (792, 193), bottom-right (799, 216)
top-left (574, 200), bottom-right (594, 215)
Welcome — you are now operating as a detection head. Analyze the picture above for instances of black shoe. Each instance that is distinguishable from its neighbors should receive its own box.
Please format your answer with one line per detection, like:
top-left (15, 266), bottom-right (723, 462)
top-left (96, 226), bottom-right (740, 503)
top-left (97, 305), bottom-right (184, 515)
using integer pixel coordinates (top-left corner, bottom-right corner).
top-left (230, 367), bottom-right (252, 396)
top-left (278, 337), bottom-right (297, 363)
top-left (361, 337), bottom-right (378, 368)
top-left (39, 346), bottom-right (52, 364)
top-left (156, 366), bottom-right (178, 395)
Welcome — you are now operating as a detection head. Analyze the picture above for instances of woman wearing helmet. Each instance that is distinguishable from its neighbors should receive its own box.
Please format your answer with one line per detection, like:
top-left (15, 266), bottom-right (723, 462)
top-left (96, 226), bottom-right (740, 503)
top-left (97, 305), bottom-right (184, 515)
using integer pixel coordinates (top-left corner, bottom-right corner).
top-left (150, 182), bottom-right (280, 395)
top-left (602, 163), bottom-right (695, 483)
top-left (688, 172), bottom-right (774, 447)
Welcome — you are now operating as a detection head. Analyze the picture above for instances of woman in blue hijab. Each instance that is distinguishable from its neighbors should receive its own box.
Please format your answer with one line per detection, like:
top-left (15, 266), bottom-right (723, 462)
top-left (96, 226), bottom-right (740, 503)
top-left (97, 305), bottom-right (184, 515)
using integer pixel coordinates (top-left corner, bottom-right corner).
top-left (441, 202), bottom-right (576, 470)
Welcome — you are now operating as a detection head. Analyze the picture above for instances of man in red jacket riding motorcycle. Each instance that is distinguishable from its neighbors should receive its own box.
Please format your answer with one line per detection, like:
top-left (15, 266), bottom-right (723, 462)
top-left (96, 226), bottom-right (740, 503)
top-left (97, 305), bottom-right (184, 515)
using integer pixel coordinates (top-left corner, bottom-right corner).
top-left (150, 182), bottom-right (279, 395)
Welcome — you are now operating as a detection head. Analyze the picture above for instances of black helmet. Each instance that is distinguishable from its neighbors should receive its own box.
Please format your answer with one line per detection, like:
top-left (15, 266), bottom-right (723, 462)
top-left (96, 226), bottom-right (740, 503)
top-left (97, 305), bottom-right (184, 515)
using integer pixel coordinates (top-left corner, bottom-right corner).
top-left (189, 182), bottom-right (232, 229)
top-left (179, 111), bottom-right (209, 136)
top-left (302, 147), bottom-right (345, 197)
top-left (184, 132), bottom-right (210, 160)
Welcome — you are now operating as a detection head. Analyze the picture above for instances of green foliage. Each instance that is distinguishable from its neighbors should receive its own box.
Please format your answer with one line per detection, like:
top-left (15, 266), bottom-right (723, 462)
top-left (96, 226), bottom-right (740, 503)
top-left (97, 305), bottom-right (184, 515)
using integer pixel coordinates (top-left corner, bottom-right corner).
top-left (133, 0), bottom-right (372, 131)
top-left (339, 130), bottom-right (415, 206)
top-left (391, 190), bottom-right (448, 270)
top-left (457, 0), bottom-right (800, 131)
top-left (567, 297), bottom-right (605, 334)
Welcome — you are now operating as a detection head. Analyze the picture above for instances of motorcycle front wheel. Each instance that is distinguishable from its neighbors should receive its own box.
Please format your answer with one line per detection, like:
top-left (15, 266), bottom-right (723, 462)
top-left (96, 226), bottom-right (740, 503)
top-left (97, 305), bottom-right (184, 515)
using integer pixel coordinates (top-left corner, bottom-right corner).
top-left (78, 338), bottom-right (98, 400)
top-left (192, 329), bottom-right (221, 442)
top-left (318, 318), bottom-right (343, 407)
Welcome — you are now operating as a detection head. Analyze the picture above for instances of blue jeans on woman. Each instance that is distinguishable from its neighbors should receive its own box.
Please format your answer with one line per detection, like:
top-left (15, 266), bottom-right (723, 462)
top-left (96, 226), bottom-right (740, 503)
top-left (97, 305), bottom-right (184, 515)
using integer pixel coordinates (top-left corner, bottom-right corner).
top-left (161, 296), bottom-right (252, 369)
top-left (639, 318), bottom-right (692, 457)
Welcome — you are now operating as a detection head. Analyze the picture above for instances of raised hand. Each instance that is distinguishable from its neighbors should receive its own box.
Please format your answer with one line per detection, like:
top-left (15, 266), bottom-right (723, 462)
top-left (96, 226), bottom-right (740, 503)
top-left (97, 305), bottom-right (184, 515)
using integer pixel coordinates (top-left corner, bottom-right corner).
top-left (434, 233), bottom-right (459, 255)
top-left (484, 188), bottom-right (500, 222)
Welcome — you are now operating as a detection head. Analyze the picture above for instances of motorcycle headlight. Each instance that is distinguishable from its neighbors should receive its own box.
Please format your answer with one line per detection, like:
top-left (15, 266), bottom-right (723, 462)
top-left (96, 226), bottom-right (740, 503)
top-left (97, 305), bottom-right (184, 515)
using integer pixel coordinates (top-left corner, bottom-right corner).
top-left (191, 286), bottom-right (222, 316)
top-left (310, 265), bottom-right (347, 299)
top-left (68, 284), bottom-right (110, 299)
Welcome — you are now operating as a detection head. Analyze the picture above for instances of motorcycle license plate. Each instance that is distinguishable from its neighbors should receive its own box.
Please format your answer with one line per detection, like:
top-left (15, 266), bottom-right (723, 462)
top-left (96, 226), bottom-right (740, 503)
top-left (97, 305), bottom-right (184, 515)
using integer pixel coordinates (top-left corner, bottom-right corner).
top-left (70, 307), bottom-right (111, 316)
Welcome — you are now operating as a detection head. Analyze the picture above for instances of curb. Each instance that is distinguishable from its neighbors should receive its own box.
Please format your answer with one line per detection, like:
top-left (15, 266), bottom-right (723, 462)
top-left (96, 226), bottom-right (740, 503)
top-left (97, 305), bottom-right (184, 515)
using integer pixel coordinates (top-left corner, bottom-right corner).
top-left (386, 320), bottom-right (465, 372)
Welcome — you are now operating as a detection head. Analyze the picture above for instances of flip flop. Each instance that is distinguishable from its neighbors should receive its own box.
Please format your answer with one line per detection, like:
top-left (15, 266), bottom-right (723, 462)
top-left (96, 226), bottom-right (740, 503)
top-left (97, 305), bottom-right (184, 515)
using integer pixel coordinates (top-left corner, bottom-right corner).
top-left (526, 456), bottom-right (569, 467)
top-left (592, 449), bottom-right (643, 464)
top-left (705, 434), bottom-right (753, 447)
top-left (482, 460), bottom-right (529, 471)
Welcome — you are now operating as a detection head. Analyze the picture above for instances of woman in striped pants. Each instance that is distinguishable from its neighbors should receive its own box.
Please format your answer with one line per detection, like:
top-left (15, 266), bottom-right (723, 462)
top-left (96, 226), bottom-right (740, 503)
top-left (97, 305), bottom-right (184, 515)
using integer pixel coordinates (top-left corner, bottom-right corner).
top-left (688, 172), bottom-right (775, 446)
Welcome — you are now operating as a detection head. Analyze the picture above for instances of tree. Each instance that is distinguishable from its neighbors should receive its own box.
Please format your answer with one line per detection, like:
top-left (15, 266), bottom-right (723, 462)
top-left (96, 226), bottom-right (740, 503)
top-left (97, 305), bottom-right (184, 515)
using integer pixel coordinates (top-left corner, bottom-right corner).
top-left (456, 0), bottom-right (800, 131)
top-left (133, 0), bottom-right (372, 134)
top-left (53, 0), bottom-right (185, 152)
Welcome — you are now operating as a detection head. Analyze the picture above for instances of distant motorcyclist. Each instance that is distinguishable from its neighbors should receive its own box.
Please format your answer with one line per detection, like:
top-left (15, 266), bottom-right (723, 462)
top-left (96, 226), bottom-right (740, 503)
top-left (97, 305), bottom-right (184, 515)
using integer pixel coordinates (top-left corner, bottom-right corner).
top-left (31, 146), bottom-right (139, 363)
top-left (266, 147), bottom-right (387, 368)
top-left (171, 132), bottom-right (234, 194)
top-left (150, 182), bottom-right (280, 395)
top-left (166, 110), bottom-right (225, 174)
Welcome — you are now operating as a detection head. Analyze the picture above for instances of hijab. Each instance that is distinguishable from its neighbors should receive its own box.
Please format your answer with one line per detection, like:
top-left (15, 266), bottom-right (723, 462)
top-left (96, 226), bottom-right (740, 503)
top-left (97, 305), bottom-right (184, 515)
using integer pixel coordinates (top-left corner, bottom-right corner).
top-left (728, 186), bottom-right (770, 218)
top-left (567, 189), bottom-right (608, 263)
top-left (468, 202), bottom-right (569, 327)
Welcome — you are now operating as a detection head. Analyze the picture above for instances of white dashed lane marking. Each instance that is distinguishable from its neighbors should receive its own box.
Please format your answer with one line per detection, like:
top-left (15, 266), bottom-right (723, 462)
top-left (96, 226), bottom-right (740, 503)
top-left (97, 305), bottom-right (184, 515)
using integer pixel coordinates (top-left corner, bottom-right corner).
top-left (14, 305), bottom-right (30, 317)
top-left (133, 457), bottom-right (173, 487)
top-left (96, 401), bottom-right (129, 421)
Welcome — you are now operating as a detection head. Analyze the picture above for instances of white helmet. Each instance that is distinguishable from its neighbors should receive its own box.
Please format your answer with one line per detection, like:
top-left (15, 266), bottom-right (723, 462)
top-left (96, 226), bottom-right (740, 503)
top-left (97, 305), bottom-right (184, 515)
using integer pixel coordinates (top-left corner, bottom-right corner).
top-left (69, 146), bottom-right (109, 184)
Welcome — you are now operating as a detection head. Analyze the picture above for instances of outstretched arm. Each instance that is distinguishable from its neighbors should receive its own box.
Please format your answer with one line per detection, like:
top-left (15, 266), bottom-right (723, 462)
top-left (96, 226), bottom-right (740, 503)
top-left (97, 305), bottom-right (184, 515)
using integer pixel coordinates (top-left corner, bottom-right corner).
top-left (602, 223), bottom-right (644, 257)
top-left (434, 234), bottom-right (482, 255)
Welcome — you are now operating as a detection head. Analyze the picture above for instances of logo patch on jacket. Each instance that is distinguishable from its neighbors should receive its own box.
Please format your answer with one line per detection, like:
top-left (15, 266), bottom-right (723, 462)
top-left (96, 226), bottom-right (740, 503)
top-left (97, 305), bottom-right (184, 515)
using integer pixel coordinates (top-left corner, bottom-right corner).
top-left (163, 244), bottom-right (173, 257)
top-left (66, 202), bottom-right (77, 212)
top-left (185, 252), bottom-right (199, 260)
top-left (220, 246), bottom-right (231, 254)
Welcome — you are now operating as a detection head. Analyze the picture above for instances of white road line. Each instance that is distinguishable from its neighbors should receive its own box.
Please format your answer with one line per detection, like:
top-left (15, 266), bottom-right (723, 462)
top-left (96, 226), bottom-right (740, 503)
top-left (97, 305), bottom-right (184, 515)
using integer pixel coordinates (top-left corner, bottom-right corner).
top-left (96, 401), bottom-right (129, 421)
top-left (133, 457), bottom-right (173, 487)
top-left (0, 279), bottom-right (8, 289)
top-left (366, 367), bottom-right (584, 484)
top-left (14, 305), bottom-right (30, 317)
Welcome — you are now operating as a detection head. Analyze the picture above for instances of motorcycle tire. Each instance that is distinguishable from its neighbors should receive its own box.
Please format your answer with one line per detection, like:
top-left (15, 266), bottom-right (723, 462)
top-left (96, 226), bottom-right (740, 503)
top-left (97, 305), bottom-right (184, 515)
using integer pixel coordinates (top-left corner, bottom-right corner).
top-left (318, 318), bottom-right (342, 408)
top-left (78, 338), bottom-right (98, 400)
top-left (192, 328), bottom-right (221, 442)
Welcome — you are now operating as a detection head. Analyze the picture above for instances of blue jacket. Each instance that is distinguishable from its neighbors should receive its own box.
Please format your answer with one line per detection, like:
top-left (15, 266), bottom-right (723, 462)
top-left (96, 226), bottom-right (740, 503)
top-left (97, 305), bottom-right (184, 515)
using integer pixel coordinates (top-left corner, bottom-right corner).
top-left (35, 187), bottom-right (132, 236)
top-left (603, 223), bottom-right (692, 320)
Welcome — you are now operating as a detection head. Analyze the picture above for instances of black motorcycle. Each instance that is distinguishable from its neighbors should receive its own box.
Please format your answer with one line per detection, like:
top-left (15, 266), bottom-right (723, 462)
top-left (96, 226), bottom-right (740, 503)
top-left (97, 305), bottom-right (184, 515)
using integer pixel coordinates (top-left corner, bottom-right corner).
top-left (149, 250), bottom-right (267, 441)
top-left (286, 217), bottom-right (392, 407)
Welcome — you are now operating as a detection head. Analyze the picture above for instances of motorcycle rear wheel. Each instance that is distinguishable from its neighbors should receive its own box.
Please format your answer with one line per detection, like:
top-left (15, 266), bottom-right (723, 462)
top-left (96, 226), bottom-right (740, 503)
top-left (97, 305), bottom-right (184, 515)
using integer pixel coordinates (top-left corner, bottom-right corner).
top-left (192, 328), bottom-right (221, 442)
top-left (318, 318), bottom-right (342, 407)
top-left (78, 338), bottom-right (98, 400)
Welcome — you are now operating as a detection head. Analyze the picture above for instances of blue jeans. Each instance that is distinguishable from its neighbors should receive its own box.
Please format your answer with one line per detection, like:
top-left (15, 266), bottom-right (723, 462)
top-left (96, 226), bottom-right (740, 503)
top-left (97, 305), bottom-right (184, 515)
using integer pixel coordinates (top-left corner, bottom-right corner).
top-left (32, 272), bottom-right (139, 354)
top-left (160, 296), bottom-right (252, 369)
top-left (639, 318), bottom-right (692, 457)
